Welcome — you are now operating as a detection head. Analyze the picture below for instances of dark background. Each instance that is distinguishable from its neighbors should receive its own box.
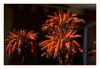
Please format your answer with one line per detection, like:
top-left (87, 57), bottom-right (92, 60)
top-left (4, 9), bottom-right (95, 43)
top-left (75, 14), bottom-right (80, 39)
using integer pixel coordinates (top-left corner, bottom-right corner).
top-left (4, 4), bottom-right (96, 65)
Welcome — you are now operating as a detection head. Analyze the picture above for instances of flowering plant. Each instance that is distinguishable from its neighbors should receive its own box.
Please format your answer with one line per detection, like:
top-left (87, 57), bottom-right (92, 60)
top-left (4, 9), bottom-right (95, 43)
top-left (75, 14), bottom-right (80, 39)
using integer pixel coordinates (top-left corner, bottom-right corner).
top-left (40, 9), bottom-right (85, 64)
top-left (6, 29), bottom-right (38, 58)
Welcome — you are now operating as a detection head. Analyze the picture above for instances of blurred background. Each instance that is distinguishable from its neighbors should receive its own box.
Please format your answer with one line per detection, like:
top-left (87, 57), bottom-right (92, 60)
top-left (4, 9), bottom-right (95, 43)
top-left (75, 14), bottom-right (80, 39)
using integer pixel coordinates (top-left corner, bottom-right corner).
top-left (4, 4), bottom-right (96, 65)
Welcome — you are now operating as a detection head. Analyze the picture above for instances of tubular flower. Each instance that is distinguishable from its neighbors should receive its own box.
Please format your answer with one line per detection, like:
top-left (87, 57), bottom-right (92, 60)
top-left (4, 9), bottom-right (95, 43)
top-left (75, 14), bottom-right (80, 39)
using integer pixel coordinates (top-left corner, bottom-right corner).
top-left (40, 9), bottom-right (85, 64)
top-left (6, 29), bottom-right (38, 58)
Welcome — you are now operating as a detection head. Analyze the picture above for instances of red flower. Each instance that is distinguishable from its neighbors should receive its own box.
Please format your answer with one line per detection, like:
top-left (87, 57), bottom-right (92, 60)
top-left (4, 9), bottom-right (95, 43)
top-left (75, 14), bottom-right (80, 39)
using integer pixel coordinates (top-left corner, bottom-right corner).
top-left (40, 9), bottom-right (85, 64)
top-left (6, 29), bottom-right (38, 58)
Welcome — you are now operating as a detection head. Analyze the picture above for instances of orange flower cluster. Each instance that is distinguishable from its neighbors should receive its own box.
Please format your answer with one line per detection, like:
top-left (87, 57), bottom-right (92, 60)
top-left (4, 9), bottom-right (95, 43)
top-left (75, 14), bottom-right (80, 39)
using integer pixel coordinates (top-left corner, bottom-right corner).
top-left (6, 29), bottom-right (38, 58)
top-left (40, 9), bottom-right (85, 64)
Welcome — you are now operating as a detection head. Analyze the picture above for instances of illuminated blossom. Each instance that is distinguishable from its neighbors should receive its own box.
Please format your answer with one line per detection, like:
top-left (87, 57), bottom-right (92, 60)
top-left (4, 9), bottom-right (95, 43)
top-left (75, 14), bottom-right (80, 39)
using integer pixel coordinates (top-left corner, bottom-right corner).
top-left (6, 29), bottom-right (38, 58)
top-left (40, 9), bottom-right (85, 64)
